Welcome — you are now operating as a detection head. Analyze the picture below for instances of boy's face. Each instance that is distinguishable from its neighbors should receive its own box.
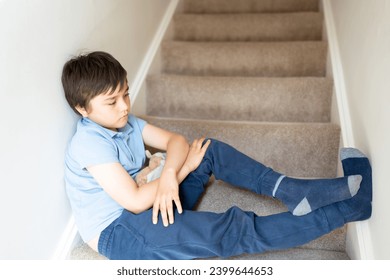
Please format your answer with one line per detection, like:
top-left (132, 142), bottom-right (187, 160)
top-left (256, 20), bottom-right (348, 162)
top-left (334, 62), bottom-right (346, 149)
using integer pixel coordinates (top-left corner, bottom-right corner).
top-left (76, 83), bottom-right (130, 131)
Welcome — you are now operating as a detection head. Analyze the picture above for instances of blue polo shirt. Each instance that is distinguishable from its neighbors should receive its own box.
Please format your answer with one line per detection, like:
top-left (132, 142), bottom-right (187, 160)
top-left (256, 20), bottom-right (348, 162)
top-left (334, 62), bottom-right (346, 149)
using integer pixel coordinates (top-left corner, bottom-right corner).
top-left (65, 114), bottom-right (147, 242)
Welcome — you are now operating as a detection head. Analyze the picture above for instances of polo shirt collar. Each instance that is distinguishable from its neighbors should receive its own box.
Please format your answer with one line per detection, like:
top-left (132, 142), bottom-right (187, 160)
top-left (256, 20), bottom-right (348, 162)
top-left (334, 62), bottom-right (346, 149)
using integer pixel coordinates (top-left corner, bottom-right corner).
top-left (81, 117), bottom-right (133, 138)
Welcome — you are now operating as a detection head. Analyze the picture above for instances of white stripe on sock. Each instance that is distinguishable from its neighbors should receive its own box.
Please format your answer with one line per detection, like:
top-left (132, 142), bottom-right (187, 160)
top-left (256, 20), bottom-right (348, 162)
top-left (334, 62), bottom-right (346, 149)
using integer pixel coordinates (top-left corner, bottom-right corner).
top-left (272, 175), bottom-right (286, 197)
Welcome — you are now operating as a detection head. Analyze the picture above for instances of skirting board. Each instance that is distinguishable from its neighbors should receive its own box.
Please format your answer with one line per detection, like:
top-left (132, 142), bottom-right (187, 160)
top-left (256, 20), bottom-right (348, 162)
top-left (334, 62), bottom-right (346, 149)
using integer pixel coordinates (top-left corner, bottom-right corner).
top-left (129, 0), bottom-right (179, 103)
top-left (321, 0), bottom-right (374, 259)
top-left (52, 215), bottom-right (80, 260)
top-left (52, 0), bottom-right (179, 260)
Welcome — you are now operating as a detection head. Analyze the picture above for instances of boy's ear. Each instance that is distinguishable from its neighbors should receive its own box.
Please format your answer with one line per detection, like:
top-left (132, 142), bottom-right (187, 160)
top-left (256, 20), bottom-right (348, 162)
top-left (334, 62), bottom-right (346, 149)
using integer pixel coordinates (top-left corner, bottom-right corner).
top-left (75, 105), bottom-right (89, 117)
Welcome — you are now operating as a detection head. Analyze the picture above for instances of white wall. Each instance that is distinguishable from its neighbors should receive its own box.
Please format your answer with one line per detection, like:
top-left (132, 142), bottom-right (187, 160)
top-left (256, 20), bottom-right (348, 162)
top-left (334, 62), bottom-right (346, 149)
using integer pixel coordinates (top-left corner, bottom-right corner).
top-left (0, 0), bottom-right (171, 259)
top-left (328, 0), bottom-right (390, 259)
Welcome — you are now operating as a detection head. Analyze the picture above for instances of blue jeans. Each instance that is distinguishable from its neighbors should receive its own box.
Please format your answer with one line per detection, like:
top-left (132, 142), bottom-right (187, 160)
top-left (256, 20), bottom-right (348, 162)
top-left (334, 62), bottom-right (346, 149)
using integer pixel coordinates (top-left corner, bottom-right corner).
top-left (98, 139), bottom-right (345, 259)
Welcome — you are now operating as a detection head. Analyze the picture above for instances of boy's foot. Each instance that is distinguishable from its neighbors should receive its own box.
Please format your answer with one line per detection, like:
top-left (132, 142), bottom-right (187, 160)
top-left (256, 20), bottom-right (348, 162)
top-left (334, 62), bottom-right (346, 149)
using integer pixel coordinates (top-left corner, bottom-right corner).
top-left (335, 148), bottom-right (372, 223)
top-left (274, 174), bottom-right (362, 216)
top-left (340, 148), bottom-right (372, 202)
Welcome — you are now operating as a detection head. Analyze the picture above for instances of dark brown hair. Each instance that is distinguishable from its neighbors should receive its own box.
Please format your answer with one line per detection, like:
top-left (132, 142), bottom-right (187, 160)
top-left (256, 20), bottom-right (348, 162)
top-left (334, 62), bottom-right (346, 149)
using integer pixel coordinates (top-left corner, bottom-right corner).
top-left (61, 51), bottom-right (127, 115)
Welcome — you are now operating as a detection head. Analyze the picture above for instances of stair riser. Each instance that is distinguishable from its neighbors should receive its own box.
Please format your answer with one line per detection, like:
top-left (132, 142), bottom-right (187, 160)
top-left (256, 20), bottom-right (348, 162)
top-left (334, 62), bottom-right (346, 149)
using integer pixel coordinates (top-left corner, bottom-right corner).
top-left (182, 0), bottom-right (319, 13)
top-left (174, 13), bottom-right (323, 42)
top-left (147, 76), bottom-right (332, 122)
top-left (162, 42), bottom-right (327, 77)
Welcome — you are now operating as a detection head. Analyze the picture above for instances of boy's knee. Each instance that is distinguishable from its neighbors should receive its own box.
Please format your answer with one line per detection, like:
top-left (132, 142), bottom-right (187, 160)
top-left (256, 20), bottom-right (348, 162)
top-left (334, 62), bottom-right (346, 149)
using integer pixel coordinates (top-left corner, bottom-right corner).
top-left (224, 206), bottom-right (250, 221)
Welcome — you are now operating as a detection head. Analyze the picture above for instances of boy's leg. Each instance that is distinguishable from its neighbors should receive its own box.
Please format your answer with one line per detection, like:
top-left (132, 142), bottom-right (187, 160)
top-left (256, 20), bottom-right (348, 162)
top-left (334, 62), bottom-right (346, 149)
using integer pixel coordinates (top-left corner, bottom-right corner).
top-left (100, 147), bottom-right (372, 260)
top-left (180, 139), bottom-right (363, 215)
top-left (99, 190), bottom-right (371, 260)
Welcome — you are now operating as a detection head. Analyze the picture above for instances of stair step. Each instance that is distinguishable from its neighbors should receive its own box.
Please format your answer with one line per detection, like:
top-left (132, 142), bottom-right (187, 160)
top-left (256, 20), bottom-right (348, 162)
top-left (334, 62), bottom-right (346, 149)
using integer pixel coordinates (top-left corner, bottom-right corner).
top-left (182, 0), bottom-right (319, 14)
top-left (174, 13), bottom-right (323, 42)
top-left (162, 41), bottom-right (327, 77)
top-left (141, 116), bottom-right (340, 178)
top-left (146, 75), bottom-right (332, 122)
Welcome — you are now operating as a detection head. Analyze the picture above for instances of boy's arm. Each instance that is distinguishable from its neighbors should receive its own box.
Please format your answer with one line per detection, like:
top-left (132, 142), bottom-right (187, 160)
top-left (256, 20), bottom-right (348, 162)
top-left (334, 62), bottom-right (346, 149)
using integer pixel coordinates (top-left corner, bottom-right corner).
top-left (86, 137), bottom-right (210, 222)
top-left (87, 162), bottom-right (158, 214)
top-left (141, 124), bottom-right (189, 227)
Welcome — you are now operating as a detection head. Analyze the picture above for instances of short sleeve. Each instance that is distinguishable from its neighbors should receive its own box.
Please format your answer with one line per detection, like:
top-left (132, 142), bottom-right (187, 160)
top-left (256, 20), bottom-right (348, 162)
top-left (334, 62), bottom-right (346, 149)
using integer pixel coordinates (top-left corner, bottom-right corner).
top-left (69, 129), bottom-right (119, 169)
top-left (128, 114), bottom-right (147, 132)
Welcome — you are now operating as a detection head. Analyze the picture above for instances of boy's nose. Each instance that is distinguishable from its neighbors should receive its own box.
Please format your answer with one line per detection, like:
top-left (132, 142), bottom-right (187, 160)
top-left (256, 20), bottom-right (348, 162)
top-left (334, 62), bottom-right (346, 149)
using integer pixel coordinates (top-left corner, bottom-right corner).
top-left (119, 99), bottom-right (129, 111)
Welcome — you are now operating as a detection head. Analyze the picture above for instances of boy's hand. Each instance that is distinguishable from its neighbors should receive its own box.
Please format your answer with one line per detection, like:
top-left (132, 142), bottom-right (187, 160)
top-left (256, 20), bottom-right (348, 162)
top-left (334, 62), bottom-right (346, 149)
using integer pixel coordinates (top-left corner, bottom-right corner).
top-left (152, 169), bottom-right (182, 227)
top-left (151, 138), bottom-right (211, 227)
top-left (184, 138), bottom-right (211, 172)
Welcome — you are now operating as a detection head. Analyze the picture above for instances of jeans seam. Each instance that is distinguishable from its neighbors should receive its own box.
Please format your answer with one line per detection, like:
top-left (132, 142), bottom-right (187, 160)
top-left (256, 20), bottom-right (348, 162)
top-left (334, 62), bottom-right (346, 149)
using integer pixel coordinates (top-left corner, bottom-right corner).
top-left (256, 168), bottom-right (275, 194)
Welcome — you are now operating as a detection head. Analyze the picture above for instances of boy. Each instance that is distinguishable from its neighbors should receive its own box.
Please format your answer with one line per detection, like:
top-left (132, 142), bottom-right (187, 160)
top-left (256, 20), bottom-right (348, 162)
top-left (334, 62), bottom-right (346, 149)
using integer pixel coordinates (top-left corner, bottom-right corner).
top-left (62, 51), bottom-right (372, 260)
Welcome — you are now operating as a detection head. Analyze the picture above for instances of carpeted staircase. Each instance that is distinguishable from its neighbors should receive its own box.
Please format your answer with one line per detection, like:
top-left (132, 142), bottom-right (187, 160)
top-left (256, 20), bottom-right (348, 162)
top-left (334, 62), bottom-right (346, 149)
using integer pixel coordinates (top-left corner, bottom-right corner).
top-left (71, 0), bottom-right (350, 260)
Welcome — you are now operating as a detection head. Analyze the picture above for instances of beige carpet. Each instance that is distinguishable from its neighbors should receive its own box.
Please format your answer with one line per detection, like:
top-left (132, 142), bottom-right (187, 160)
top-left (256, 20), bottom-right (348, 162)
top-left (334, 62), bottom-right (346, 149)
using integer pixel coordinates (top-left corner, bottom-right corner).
top-left (72, 0), bottom-right (349, 260)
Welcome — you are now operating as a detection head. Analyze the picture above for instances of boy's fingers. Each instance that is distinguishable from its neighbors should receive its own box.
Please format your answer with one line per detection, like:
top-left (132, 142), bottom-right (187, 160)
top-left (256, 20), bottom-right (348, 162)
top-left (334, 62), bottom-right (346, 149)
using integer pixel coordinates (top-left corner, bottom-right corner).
top-left (167, 193), bottom-right (184, 224)
top-left (175, 197), bottom-right (183, 214)
top-left (202, 139), bottom-right (211, 151)
top-left (154, 198), bottom-right (182, 227)
top-left (191, 138), bottom-right (205, 148)
top-left (204, 139), bottom-right (211, 147)
top-left (197, 138), bottom-right (205, 148)
top-left (153, 198), bottom-right (169, 227)
top-left (160, 203), bottom-right (169, 227)
top-left (152, 202), bottom-right (159, 224)
top-left (167, 200), bottom-right (174, 225)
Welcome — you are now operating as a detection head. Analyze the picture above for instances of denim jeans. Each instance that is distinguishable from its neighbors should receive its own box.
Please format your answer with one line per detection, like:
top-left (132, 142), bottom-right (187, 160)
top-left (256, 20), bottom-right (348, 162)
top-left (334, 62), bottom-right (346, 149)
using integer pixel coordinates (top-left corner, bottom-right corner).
top-left (98, 139), bottom-right (345, 259)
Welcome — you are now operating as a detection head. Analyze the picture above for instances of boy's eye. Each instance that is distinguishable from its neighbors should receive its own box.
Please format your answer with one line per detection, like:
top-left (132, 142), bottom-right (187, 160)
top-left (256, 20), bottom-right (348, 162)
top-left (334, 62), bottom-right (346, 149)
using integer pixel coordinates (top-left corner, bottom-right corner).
top-left (106, 92), bottom-right (129, 105)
